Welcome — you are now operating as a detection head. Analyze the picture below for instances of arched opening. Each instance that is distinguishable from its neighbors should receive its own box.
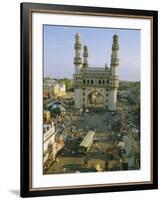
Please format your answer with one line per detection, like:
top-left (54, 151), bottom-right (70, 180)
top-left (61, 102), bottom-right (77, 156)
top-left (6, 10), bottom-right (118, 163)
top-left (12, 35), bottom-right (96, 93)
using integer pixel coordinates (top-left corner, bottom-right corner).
top-left (87, 91), bottom-right (104, 108)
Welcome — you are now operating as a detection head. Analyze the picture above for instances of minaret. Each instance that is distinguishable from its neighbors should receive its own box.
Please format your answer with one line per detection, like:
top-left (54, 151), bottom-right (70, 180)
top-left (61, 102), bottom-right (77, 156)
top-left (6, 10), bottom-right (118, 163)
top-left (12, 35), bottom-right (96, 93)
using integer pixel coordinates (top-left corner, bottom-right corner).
top-left (74, 33), bottom-right (82, 73)
top-left (110, 34), bottom-right (119, 75)
top-left (82, 45), bottom-right (89, 69)
top-left (73, 33), bottom-right (82, 109)
top-left (109, 34), bottom-right (120, 111)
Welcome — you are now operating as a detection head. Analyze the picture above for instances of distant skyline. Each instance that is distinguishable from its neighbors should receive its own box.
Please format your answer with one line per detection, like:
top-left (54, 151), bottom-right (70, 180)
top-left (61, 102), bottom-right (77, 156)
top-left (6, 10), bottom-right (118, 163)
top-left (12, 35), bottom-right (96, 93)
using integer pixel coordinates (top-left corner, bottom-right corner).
top-left (43, 25), bottom-right (140, 81)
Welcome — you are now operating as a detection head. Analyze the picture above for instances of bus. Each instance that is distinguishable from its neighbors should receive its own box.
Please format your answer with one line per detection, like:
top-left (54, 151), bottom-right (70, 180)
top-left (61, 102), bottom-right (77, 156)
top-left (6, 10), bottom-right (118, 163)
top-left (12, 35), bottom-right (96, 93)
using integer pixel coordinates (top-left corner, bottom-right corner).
top-left (79, 131), bottom-right (95, 154)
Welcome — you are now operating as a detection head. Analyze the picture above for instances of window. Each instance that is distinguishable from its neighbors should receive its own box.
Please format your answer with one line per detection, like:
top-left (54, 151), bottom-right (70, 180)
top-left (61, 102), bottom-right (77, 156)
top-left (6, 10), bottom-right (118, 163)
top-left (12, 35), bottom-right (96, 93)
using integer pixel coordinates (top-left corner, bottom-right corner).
top-left (83, 92), bottom-right (85, 96)
top-left (83, 79), bottom-right (86, 84)
top-left (103, 80), bottom-right (105, 84)
top-left (87, 80), bottom-right (89, 84)
top-left (99, 80), bottom-right (101, 85)
top-left (91, 80), bottom-right (93, 84)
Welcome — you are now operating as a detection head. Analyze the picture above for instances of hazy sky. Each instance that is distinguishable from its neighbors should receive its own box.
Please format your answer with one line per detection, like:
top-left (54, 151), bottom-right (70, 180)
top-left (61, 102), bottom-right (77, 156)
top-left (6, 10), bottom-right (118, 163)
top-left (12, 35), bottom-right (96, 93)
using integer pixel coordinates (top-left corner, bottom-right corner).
top-left (43, 25), bottom-right (140, 81)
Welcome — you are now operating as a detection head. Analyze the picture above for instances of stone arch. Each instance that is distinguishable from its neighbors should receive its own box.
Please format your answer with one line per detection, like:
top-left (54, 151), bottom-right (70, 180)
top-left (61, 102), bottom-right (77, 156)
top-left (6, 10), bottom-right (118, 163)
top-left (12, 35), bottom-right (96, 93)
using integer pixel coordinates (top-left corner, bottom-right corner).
top-left (86, 89), bottom-right (105, 108)
top-left (86, 88), bottom-right (105, 97)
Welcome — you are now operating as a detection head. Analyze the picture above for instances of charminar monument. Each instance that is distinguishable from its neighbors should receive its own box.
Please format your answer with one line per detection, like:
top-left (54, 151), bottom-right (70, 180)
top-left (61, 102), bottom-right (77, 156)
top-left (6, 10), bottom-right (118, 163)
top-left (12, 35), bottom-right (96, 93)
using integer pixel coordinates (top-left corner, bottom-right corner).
top-left (73, 33), bottom-right (119, 111)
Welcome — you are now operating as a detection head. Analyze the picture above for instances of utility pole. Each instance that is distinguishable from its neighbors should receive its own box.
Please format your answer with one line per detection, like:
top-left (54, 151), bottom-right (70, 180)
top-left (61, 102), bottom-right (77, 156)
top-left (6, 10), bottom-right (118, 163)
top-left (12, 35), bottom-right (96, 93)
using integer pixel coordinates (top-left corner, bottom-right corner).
top-left (120, 108), bottom-right (125, 133)
top-left (105, 148), bottom-right (109, 171)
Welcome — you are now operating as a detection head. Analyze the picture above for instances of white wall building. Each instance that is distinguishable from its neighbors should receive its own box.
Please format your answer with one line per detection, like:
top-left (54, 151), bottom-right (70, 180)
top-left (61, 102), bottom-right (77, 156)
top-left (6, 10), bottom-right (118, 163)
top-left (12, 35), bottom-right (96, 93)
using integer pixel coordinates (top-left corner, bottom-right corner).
top-left (43, 79), bottom-right (66, 98)
top-left (43, 122), bottom-right (56, 162)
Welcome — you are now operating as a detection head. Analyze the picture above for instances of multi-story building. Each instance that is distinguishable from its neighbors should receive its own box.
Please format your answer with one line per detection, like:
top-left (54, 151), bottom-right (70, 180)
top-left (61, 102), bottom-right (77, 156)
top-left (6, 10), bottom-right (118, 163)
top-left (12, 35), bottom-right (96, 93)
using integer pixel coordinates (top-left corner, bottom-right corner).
top-left (43, 79), bottom-right (66, 98)
top-left (43, 122), bottom-right (56, 163)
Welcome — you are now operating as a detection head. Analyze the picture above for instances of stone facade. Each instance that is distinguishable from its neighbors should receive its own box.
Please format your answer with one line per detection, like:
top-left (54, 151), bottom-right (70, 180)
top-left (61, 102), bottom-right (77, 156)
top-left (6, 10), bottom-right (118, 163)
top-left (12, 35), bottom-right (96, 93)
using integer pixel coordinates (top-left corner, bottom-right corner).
top-left (73, 33), bottom-right (119, 111)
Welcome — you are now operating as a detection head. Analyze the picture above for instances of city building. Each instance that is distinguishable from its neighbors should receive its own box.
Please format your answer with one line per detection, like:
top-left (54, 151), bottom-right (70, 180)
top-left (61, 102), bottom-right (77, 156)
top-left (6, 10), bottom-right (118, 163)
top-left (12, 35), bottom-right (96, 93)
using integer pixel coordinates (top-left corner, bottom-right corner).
top-left (43, 122), bottom-right (56, 163)
top-left (43, 79), bottom-right (66, 98)
top-left (43, 110), bottom-right (51, 124)
top-left (73, 33), bottom-right (120, 111)
top-left (43, 121), bottom-right (65, 169)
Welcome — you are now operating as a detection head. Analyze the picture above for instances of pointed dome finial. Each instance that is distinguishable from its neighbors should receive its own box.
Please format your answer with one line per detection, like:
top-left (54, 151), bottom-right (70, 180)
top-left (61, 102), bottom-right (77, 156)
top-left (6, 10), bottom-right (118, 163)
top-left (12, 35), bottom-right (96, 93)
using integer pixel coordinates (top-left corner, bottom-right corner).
top-left (76, 32), bottom-right (80, 38)
top-left (84, 45), bottom-right (88, 52)
top-left (113, 33), bottom-right (118, 39)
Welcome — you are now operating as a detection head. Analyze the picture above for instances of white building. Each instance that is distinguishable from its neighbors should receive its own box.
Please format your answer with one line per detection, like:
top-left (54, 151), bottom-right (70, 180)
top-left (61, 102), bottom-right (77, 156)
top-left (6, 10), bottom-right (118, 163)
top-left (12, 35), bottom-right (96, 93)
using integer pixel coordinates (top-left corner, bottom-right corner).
top-left (43, 122), bottom-right (56, 162)
top-left (43, 79), bottom-right (66, 98)
top-left (43, 122), bottom-right (65, 165)
top-left (73, 33), bottom-right (120, 111)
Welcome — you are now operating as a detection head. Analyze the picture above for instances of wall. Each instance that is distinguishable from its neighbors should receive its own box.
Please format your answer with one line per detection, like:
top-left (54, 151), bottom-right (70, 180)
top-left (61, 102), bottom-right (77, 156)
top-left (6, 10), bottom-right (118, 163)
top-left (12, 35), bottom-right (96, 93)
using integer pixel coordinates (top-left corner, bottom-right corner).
top-left (0, 0), bottom-right (161, 199)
